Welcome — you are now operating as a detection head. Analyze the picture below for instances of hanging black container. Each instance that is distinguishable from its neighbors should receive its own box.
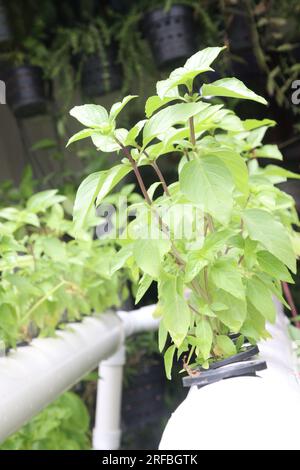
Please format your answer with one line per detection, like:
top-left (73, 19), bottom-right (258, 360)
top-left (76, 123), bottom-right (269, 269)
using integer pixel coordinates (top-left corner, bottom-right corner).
top-left (291, 45), bottom-right (300, 64)
top-left (225, 2), bottom-right (267, 119)
top-left (108, 0), bottom-right (133, 13)
top-left (279, 178), bottom-right (300, 213)
top-left (81, 45), bottom-right (122, 97)
top-left (230, 49), bottom-right (262, 81)
top-left (226, 1), bottom-right (262, 80)
top-left (122, 356), bottom-right (166, 431)
top-left (143, 5), bottom-right (197, 69)
top-left (227, 3), bottom-right (252, 52)
top-left (5, 65), bottom-right (47, 118)
top-left (0, 1), bottom-right (12, 49)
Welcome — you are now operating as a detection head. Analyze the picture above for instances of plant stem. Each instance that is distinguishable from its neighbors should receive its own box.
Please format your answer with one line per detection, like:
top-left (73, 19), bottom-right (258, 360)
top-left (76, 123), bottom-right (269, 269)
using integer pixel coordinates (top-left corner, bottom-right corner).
top-left (151, 161), bottom-right (170, 196)
top-left (207, 214), bottom-right (215, 232)
top-left (139, 146), bottom-right (170, 197)
top-left (23, 280), bottom-right (66, 322)
top-left (204, 266), bottom-right (211, 303)
top-left (238, 254), bottom-right (244, 265)
top-left (116, 138), bottom-right (209, 303)
top-left (186, 345), bottom-right (195, 367)
top-left (191, 279), bottom-right (207, 301)
top-left (115, 138), bottom-right (152, 205)
top-left (282, 282), bottom-right (300, 328)
top-left (189, 116), bottom-right (196, 146)
top-left (188, 303), bottom-right (201, 316)
top-left (183, 148), bottom-right (190, 161)
top-left (116, 138), bottom-right (185, 267)
top-left (204, 217), bottom-right (209, 236)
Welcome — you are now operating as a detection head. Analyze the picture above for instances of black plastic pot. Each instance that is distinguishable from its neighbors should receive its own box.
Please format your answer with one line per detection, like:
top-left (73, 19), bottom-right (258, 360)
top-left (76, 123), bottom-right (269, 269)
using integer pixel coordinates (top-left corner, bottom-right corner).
top-left (226, 2), bottom-right (262, 80)
top-left (292, 45), bottom-right (300, 64)
top-left (5, 65), bottom-right (48, 118)
top-left (279, 177), bottom-right (300, 213)
top-left (230, 48), bottom-right (263, 81)
top-left (108, 0), bottom-right (133, 13)
top-left (0, 1), bottom-right (11, 49)
top-left (227, 3), bottom-right (252, 53)
top-left (122, 356), bottom-right (166, 431)
top-left (183, 345), bottom-right (267, 388)
top-left (81, 46), bottom-right (122, 97)
top-left (143, 5), bottom-right (197, 69)
top-left (279, 136), bottom-right (300, 166)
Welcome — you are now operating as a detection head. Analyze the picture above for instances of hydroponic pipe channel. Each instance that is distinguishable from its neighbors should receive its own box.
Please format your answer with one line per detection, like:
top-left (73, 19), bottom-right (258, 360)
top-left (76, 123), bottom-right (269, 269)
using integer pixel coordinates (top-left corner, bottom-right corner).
top-left (93, 305), bottom-right (159, 450)
top-left (0, 312), bottom-right (122, 442)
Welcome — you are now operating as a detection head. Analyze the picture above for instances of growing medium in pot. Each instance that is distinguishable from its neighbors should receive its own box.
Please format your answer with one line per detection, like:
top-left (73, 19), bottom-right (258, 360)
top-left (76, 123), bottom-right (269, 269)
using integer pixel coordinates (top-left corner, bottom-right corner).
top-left (68, 46), bottom-right (300, 379)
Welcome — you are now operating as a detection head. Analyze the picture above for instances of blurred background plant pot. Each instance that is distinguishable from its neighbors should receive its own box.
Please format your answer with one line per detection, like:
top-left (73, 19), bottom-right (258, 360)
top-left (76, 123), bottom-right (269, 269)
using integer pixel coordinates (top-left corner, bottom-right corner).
top-left (226, 4), bottom-right (266, 121)
top-left (0, 1), bottom-right (12, 50)
top-left (282, 139), bottom-right (300, 166)
top-left (108, 0), bottom-right (133, 14)
top-left (5, 65), bottom-right (48, 118)
top-left (226, 1), bottom-right (263, 82)
top-left (229, 49), bottom-right (263, 82)
top-left (279, 179), bottom-right (300, 213)
top-left (81, 45), bottom-right (122, 98)
top-left (143, 5), bottom-right (197, 69)
top-left (227, 5), bottom-right (251, 51)
top-left (122, 354), bottom-right (166, 433)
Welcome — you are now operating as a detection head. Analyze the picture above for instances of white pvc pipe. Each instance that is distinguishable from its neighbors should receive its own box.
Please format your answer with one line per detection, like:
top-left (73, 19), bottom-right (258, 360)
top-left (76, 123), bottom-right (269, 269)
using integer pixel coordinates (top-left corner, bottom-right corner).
top-left (0, 312), bottom-right (122, 442)
top-left (93, 304), bottom-right (158, 450)
top-left (159, 301), bottom-right (300, 450)
top-left (118, 304), bottom-right (159, 336)
top-left (92, 346), bottom-right (126, 450)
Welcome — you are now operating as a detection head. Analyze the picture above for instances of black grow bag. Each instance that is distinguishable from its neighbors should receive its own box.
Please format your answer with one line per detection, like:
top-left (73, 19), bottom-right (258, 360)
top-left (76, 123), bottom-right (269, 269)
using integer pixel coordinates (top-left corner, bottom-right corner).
top-left (143, 5), bottom-right (197, 69)
top-left (81, 45), bottom-right (122, 98)
top-left (0, 1), bottom-right (11, 48)
top-left (5, 65), bottom-right (48, 118)
top-left (122, 357), bottom-right (166, 431)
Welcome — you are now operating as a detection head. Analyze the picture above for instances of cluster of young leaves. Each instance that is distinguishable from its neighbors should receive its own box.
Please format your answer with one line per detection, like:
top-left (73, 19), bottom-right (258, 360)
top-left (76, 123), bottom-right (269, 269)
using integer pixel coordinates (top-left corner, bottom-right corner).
top-left (0, 392), bottom-right (90, 450)
top-left (0, 189), bottom-right (127, 349)
top-left (68, 46), bottom-right (300, 378)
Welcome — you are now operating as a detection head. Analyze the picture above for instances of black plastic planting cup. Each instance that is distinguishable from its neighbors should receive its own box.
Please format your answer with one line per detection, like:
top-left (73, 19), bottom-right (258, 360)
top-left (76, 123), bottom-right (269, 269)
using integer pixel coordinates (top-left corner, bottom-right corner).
top-left (0, 1), bottom-right (11, 48)
top-left (182, 345), bottom-right (267, 388)
top-left (143, 5), bottom-right (197, 69)
top-left (81, 46), bottom-right (122, 97)
top-left (5, 65), bottom-right (47, 118)
top-left (183, 359), bottom-right (267, 388)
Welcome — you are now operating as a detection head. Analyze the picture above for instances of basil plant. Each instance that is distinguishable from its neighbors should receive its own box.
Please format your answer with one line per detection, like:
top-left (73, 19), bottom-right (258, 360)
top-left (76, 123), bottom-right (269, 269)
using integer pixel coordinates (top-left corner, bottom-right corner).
top-left (68, 47), bottom-right (300, 378)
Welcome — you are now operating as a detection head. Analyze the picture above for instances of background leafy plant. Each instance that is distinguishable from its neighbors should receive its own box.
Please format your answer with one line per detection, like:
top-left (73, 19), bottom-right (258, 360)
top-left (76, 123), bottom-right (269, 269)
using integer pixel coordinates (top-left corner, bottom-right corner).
top-left (0, 188), bottom-right (129, 348)
top-left (0, 392), bottom-right (90, 450)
